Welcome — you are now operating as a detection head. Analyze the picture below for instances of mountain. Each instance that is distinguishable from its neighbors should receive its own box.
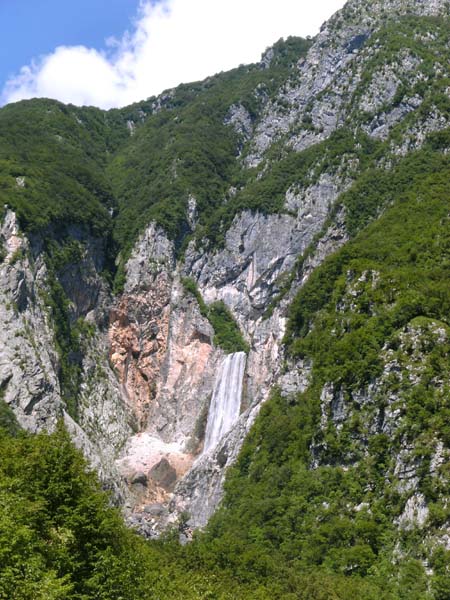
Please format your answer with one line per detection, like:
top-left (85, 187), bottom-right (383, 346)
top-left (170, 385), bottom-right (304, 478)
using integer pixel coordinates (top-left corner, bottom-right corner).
top-left (1, 0), bottom-right (450, 597)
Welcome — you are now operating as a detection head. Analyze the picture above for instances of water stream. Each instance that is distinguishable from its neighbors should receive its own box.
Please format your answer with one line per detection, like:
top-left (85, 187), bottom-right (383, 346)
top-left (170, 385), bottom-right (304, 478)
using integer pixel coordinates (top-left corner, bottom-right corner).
top-left (203, 352), bottom-right (247, 454)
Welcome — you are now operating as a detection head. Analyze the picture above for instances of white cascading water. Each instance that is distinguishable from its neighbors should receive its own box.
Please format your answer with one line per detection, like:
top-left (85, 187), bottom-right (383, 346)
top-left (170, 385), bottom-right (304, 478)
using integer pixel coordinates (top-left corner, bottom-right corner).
top-left (203, 352), bottom-right (247, 454)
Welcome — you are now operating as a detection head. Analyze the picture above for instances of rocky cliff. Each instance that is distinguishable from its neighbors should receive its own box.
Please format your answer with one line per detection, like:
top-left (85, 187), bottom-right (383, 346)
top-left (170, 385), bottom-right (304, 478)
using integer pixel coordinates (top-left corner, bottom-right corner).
top-left (1, 0), bottom-right (449, 567)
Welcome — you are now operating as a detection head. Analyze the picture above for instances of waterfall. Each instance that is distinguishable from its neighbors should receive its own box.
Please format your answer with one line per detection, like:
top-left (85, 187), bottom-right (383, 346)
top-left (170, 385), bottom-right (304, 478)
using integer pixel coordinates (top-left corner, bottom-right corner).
top-left (203, 352), bottom-right (247, 454)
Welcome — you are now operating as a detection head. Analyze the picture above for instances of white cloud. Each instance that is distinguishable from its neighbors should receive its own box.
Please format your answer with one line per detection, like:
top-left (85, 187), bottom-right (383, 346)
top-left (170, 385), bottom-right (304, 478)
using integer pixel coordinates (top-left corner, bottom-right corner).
top-left (1, 0), bottom-right (346, 109)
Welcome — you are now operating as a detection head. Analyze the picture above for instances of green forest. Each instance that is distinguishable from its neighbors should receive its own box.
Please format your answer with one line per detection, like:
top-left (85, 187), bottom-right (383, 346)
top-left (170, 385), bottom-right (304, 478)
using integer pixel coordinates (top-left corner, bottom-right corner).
top-left (0, 410), bottom-right (439, 600)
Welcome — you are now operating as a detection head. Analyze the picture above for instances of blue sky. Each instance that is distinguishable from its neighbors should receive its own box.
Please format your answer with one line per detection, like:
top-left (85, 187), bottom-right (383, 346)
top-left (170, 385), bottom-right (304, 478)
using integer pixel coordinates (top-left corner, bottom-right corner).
top-left (1, 0), bottom-right (346, 109)
top-left (0, 0), bottom-right (141, 86)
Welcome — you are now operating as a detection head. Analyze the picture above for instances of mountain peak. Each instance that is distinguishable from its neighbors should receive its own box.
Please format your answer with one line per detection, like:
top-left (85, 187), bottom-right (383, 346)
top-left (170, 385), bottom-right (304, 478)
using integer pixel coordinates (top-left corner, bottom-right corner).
top-left (328, 0), bottom-right (450, 33)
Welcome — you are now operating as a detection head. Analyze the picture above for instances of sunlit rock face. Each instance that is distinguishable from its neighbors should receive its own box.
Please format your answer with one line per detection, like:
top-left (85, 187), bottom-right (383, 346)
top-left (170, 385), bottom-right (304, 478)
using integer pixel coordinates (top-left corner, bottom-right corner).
top-left (109, 224), bottom-right (175, 429)
top-left (2, 0), bottom-right (450, 538)
top-left (0, 210), bottom-right (62, 432)
top-left (111, 180), bottom-right (349, 533)
top-left (0, 210), bottom-right (131, 499)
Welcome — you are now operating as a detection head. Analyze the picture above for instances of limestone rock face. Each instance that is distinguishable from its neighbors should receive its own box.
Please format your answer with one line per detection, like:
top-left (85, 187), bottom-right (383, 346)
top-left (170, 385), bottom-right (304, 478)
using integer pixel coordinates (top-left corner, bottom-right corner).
top-left (0, 210), bottom-right (62, 432)
top-left (104, 169), bottom-right (349, 532)
top-left (224, 104), bottom-right (254, 153)
top-left (149, 278), bottom-right (219, 446)
top-left (185, 172), bottom-right (346, 327)
top-left (109, 225), bottom-right (175, 428)
top-left (159, 174), bottom-right (352, 529)
top-left (245, 0), bottom-right (450, 167)
top-left (0, 211), bottom-right (132, 498)
top-left (171, 401), bottom-right (263, 528)
top-left (2, 0), bottom-right (450, 539)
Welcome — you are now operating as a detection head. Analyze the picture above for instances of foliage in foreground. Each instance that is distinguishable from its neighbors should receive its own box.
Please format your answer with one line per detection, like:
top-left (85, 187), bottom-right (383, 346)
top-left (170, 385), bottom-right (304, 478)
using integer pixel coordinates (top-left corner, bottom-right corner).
top-left (0, 421), bottom-right (391, 599)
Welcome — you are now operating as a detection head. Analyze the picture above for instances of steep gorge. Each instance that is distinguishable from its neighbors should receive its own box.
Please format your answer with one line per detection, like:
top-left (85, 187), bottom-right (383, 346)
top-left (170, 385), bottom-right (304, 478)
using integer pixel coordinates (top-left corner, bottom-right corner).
top-left (1, 0), bottom-right (450, 594)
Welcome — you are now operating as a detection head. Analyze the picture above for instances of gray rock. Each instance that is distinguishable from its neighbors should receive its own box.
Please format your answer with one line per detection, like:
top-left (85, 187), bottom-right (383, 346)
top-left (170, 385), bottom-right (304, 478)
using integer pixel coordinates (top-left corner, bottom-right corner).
top-left (224, 104), bottom-right (254, 145)
top-left (148, 458), bottom-right (177, 490)
top-left (143, 503), bottom-right (166, 517)
top-left (131, 471), bottom-right (148, 486)
top-left (244, 0), bottom-right (449, 167)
